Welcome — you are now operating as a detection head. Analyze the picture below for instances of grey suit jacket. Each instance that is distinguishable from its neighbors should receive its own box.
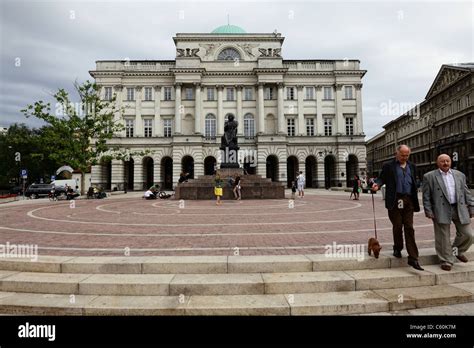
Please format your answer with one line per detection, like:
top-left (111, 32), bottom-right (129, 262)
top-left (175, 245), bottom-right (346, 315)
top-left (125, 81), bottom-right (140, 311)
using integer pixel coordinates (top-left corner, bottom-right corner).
top-left (422, 169), bottom-right (474, 225)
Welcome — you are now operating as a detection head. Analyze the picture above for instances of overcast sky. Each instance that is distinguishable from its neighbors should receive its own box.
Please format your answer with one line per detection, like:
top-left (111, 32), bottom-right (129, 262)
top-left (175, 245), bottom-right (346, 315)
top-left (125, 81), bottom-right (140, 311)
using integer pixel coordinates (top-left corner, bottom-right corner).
top-left (0, 0), bottom-right (472, 139)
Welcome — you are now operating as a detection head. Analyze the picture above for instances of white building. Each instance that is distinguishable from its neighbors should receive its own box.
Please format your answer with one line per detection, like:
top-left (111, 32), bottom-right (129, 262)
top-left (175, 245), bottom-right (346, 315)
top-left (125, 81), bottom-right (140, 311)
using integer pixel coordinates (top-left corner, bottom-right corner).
top-left (89, 24), bottom-right (367, 191)
top-left (0, 127), bottom-right (7, 135)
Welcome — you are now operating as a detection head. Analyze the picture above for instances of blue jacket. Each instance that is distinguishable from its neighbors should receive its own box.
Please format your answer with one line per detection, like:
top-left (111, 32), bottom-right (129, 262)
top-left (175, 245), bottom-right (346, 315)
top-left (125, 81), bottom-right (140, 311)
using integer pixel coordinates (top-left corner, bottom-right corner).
top-left (376, 159), bottom-right (420, 212)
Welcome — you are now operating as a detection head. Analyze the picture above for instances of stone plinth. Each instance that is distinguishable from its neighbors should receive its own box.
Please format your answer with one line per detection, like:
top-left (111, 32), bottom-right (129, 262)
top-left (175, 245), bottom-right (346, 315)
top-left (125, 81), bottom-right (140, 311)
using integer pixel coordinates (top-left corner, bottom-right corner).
top-left (175, 172), bottom-right (285, 200)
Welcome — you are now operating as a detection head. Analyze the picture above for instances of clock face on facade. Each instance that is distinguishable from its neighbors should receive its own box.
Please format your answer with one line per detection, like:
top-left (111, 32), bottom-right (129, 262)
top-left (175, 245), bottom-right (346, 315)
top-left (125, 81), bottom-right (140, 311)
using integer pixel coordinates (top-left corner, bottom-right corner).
top-left (218, 48), bottom-right (241, 61)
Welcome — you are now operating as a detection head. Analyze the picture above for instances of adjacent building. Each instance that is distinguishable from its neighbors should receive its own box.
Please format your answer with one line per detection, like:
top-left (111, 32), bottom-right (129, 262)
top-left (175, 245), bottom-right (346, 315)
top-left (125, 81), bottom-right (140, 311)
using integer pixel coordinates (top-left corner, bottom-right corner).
top-left (367, 63), bottom-right (474, 186)
top-left (90, 24), bottom-right (367, 191)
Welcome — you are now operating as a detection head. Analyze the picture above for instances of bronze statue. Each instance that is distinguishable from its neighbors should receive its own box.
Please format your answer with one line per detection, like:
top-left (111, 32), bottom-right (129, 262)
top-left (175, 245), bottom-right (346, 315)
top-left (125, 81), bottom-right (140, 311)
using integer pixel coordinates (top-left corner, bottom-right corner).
top-left (221, 114), bottom-right (238, 149)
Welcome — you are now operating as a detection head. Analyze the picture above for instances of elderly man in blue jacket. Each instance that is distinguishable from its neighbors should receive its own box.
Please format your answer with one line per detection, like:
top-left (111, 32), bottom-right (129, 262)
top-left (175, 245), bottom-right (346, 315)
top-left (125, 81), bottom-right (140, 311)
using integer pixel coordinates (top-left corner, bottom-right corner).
top-left (372, 144), bottom-right (423, 270)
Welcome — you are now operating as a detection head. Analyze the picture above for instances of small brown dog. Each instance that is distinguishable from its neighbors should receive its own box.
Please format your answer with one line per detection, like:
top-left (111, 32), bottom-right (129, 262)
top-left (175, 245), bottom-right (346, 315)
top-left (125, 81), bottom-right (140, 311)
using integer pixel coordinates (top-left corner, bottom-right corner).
top-left (368, 238), bottom-right (382, 258)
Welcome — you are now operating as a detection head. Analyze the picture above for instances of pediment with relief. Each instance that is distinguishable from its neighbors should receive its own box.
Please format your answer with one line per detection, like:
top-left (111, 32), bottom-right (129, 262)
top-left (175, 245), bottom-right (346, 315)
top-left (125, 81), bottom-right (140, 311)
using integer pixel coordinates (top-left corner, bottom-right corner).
top-left (426, 66), bottom-right (470, 99)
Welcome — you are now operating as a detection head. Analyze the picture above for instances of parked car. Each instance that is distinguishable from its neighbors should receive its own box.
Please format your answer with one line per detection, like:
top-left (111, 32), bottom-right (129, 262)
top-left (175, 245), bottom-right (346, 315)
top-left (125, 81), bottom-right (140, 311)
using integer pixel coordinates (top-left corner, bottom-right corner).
top-left (9, 186), bottom-right (23, 195)
top-left (25, 184), bottom-right (55, 199)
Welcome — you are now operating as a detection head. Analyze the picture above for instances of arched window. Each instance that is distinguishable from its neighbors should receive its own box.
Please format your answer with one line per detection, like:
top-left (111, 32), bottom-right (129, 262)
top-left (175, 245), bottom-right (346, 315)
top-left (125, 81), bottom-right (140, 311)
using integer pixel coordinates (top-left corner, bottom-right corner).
top-left (205, 114), bottom-right (216, 140)
top-left (244, 113), bottom-right (255, 139)
top-left (218, 48), bottom-right (241, 61)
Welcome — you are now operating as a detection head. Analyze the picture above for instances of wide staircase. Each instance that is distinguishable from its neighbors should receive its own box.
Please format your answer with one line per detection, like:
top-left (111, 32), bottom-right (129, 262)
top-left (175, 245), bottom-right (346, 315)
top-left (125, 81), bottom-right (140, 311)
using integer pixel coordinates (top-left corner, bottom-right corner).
top-left (0, 248), bottom-right (473, 315)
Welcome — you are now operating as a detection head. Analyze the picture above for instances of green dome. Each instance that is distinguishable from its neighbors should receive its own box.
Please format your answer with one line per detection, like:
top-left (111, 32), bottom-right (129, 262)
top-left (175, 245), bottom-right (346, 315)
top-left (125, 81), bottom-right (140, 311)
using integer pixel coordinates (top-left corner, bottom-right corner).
top-left (211, 24), bottom-right (246, 34)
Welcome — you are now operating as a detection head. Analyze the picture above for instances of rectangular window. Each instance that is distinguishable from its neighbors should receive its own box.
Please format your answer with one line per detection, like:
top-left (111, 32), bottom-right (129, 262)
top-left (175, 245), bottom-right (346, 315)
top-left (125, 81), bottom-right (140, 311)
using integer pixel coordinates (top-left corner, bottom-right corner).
top-left (126, 88), bottom-right (135, 101)
top-left (185, 87), bottom-right (194, 100)
top-left (207, 88), bottom-right (215, 101)
top-left (144, 87), bottom-right (152, 101)
top-left (144, 119), bottom-right (153, 138)
top-left (226, 88), bottom-right (235, 101)
top-left (287, 118), bottom-right (295, 136)
top-left (265, 87), bottom-right (274, 100)
top-left (323, 86), bottom-right (333, 100)
top-left (125, 119), bottom-right (134, 138)
top-left (305, 87), bottom-right (314, 100)
top-left (287, 87), bottom-right (295, 100)
top-left (163, 119), bottom-right (172, 137)
top-left (458, 119), bottom-right (463, 133)
top-left (324, 118), bottom-right (333, 136)
top-left (104, 87), bottom-right (112, 101)
top-left (457, 99), bottom-right (461, 111)
top-left (466, 94), bottom-right (471, 107)
top-left (345, 116), bottom-right (354, 135)
top-left (244, 87), bottom-right (253, 101)
top-left (344, 86), bottom-right (353, 99)
top-left (205, 117), bottom-right (216, 140)
top-left (164, 87), bottom-right (172, 101)
top-left (244, 116), bottom-right (255, 139)
top-left (306, 118), bottom-right (315, 136)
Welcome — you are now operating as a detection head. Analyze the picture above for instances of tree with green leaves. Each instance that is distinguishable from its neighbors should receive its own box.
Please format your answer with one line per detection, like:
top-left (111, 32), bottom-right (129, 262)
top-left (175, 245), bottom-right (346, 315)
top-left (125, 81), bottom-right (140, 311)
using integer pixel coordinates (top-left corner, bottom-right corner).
top-left (0, 124), bottom-right (60, 190)
top-left (22, 81), bottom-right (125, 194)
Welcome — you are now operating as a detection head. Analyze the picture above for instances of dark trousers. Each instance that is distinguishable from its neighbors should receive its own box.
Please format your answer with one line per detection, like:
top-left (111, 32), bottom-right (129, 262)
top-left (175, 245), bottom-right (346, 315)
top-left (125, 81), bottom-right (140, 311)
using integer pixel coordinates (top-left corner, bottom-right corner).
top-left (387, 195), bottom-right (419, 261)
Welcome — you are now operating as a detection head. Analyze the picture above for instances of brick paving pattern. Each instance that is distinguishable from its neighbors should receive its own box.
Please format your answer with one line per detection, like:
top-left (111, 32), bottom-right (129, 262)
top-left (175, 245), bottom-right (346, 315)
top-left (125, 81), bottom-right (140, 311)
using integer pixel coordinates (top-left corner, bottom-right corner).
top-left (0, 192), bottom-right (442, 257)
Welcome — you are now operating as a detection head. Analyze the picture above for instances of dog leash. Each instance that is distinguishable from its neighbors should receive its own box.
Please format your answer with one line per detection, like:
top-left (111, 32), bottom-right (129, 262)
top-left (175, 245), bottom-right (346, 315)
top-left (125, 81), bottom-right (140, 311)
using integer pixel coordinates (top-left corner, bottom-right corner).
top-left (371, 191), bottom-right (378, 240)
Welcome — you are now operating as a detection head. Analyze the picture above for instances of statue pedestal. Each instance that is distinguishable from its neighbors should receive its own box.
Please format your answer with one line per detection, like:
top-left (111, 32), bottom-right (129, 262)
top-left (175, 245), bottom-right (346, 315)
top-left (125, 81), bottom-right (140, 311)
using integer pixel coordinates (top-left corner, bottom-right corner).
top-left (219, 146), bottom-right (240, 168)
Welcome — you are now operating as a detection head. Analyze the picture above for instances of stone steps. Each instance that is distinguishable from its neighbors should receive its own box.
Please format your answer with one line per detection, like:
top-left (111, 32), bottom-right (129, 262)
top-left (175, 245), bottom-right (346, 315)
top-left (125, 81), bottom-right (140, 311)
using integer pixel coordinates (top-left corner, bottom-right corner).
top-left (1, 263), bottom-right (474, 297)
top-left (1, 249), bottom-right (472, 274)
top-left (0, 282), bottom-right (472, 315)
top-left (1, 249), bottom-right (473, 315)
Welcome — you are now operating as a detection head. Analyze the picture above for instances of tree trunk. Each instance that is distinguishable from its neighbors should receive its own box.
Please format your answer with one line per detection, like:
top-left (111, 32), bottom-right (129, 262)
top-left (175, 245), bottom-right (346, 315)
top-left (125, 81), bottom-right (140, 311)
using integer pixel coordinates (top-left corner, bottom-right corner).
top-left (80, 170), bottom-right (86, 196)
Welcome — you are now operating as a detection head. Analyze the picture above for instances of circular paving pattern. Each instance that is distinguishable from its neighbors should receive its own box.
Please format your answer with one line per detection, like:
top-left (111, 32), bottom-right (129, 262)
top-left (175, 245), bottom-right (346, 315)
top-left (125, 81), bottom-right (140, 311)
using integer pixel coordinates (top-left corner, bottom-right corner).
top-left (0, 193), bottom-right (439, 256)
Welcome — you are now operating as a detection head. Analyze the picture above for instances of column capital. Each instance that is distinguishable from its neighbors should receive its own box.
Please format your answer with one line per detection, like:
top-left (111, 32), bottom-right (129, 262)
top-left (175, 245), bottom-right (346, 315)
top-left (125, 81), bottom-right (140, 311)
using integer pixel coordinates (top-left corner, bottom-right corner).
top-left (174, 82), bottom-right (183, 87)
top-left (193, 82), bottom-right (201, 88)
top-left (296, 85), bottom-right (304, 90)
top-left (257, 82), bottom-right (265, 88)
top-left (354, 83), bottom-right (363, 90)
top-left (235, 85), bottom-right (243, 90)
top-left (135, 86), bottom-right (143, 92)
top-left (154, 85), bottom-right (162, 91)
top-left (114, 85), bottom-right (123, 91)
top-left (277, 82), bottom-right (285, 88)
top-left (315, 85), bottom-right (322, 91)
top-left (216, 84), bottom-right (224, 90)
top-left (335, 84), bottom-right (344, 90)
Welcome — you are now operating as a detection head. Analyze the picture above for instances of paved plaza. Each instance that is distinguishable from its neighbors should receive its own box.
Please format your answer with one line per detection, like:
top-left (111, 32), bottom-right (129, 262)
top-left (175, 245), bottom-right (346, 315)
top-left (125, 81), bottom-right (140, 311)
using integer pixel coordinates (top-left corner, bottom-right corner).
top-left (0, 190), bottom-right (438, 257)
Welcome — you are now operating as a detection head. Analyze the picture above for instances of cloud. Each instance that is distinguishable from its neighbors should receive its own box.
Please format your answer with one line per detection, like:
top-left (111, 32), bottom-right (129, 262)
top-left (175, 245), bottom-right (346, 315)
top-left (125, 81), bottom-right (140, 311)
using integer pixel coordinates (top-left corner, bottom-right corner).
top-left (0, 0), bottom-right (472, 139)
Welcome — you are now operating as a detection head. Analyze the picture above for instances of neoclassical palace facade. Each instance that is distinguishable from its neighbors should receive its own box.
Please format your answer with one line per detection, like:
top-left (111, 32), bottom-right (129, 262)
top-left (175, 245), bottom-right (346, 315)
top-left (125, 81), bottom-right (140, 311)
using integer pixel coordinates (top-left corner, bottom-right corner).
top-left (89, 24), bottom-right (367, 191)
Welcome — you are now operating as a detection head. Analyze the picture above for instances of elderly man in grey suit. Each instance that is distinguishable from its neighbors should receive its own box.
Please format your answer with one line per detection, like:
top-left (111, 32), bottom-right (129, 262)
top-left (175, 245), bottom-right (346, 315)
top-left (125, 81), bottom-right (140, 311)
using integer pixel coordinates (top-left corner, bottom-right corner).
top-left (422, 154), bottom-right (473, 271)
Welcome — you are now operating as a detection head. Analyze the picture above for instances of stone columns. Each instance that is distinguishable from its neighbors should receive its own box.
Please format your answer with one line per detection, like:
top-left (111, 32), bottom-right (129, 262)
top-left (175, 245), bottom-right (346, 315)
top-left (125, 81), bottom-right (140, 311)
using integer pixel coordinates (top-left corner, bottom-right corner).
top-left (297, 85), bottom-right (305, 135)
top-left (154, 86), bottom-right (162, 137)
top-left (316, 158), bottom-right (325, 188)
top-left (236, 85), bottom-right (243, 136)
top-left (133, 157), bottom-right (144, 191)
top-left (111, 159), bottom-right (125, 191)
top-left (217, 85), bottom-right (223, 136)
top-left (135, 86), bottom-right (143, 137)
top-left (91, 165), bottom-right (104, 187)
top-left (153, 157), bottom-right (161, 187)
top-left (277, 83), bottom-right (285, 134)
top-left (174, 83), bottom-right (182, 134)
top-left (194, 83), bottom-right (202, 134)
top-left (355, 83), bottom-right (363, 134)
top-left (257, 83), bottom-right (265, 134)
top-left (316, 85), bottom-right (323, 135)
top-left (335, 84), bottom-right (344, 135)
top-left (113, 85), bottom-right (124, 137)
